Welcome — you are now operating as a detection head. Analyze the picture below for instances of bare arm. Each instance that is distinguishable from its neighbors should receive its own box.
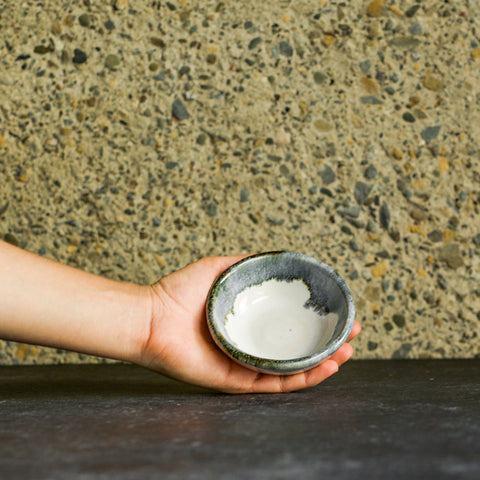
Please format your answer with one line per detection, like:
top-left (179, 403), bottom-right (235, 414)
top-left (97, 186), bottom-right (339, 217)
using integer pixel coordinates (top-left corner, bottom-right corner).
top-left (0, 240), bottom-right (360, 393)
top-left (0, 240), bottom-right (149, 363)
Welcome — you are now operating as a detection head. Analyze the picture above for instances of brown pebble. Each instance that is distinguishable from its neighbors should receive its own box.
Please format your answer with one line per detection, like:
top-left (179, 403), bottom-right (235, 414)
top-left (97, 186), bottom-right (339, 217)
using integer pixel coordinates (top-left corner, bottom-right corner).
top-left (322, 35), bottom-right (337, 47)
top-left (438, 243), bottom-right (464, 269)
top-left (365, 285), bottom-right (381, 301)
top-left (423, 74), bottom-right (443, 92)
top-left (362, 76), bottom-right (379, 94)
top-left (410, 207), bottom-right (428, 221)
top-left (367, 0), bottom-right (384, 17)
top-left (371, 261), bottom-right (388, 278)
top-left (471, 48), bottom-right (480, 60)
top-left (391, 148), bottom-right (404, 160)
top-left (51, 19), bottom-right (62, 35)
top-left (314, 119), bottom-right (334, 132)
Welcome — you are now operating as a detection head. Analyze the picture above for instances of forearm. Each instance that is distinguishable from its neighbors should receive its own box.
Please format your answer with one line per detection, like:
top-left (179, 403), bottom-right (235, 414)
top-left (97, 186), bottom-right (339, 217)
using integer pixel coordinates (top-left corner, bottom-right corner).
top-left (0, 240), bottom-right (150, 363)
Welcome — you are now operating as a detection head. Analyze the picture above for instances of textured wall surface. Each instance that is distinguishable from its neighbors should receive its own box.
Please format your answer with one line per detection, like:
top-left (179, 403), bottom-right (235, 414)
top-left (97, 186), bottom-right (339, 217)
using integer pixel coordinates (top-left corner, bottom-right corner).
top-left (0, 0), bottom-right (479, 364)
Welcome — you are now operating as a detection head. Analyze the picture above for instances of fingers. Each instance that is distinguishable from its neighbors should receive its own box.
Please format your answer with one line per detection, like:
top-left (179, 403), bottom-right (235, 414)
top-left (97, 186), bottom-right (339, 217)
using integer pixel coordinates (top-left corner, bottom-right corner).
top-left (252, 360), bottom-right (339, 394)
top-left (348, 320), bottom-right (362, 342)
top-left (202, 254), bottom-right (252, 278)
top-left (330, 342), bottom-right (354, 368)
top-left (222, 331), bottom-right (359, 394)
top-left (214, 316), bottom-right (360, 394)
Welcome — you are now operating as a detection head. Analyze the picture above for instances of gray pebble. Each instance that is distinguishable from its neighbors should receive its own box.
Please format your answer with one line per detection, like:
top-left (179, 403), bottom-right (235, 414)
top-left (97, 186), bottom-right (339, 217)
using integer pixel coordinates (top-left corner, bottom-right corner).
top-left (421, 126), bottom-right (441, 144)
top-left (248, 37), bottom-right (262, 50)
top-left (4, 233), bottom-right (18, 246)
top-left (382, 279), bottom-right (390, 293)
top-left (72, 48), bottom-right (87, 64)
top-left (207, 202), bottom-right (217, 217)
top-left (437, 274), bottom-right (448, 290)
top-left (389, 36), bottom-right (421, 48)
top-left (368, 341), bottom-right (378, 351)
top-left (349, 240), bottom-right (359, 252)
top-left (379, 202), bottom-right (390, 230)
top-left (408, 21), bottom-right (422, 35)
top-left (402, 112), bottom-right (416, 123)
top-left (308, 185), bottom-right (318, 195)
top-left (320, 187), bottom-right (334, 197)
top-left (359, 59), bottom-right (371, 73)
top-left (338, 206), bottom-right (360, 218)
top-left (153, 71), bottom-right (166, 81)
top-left (390, 72), bottom-right (399, 83)
top-left (361, 96), bottom-right (383, 105)
top-left (278, 41), bottom-right (293, 57)
top-left (319, 165), bottom-right (336, 185)
top-left (172, 98), bottom-right (190, 121)
top-left (240, 189), bottom-right (249, 202)
top-left (364, 164), bottom-right (377, 179)
top-left (366, 219), bottom-right (378, 233)
top-left (105, 54), bottom-right (121, 70)
top-left (354, 181), bottom-right (372, 205)
top-left (79, 14), bottom-right (92, 27)
top-left (473, 233), bottom-right (480, 247)
top-left (423, 292), bottom-right (436, 305)
top-left (428, 230), bottom-right (443, 242)
top-left (392, 343), bottom-right (412, 359)
top-left (196, 133), bottom-right (207, 145)
top-left (384, 18), bottom-right (394, 31)
top-left (104, 20), bottom-right (115, 30)
top-left (267, 216), bottom-right (285, 226)
top-left (349, 270), bottom-right (359, 280)
top-left (392, 313), bottom-right (406, 328)
top-left (313, 72), bottom-right (327, 85)
top-left (438, 243), bottom-right (464, 269)
top-left (393, 279), bottom-right (403, 291)
top-left (405, 5), bottom-right (421, 17)
top-left (347, 218), bottom-right (365, 229)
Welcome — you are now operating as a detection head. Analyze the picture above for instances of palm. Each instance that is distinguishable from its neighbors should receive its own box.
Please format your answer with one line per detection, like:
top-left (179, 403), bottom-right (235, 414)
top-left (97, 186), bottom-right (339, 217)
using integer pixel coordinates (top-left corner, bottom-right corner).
top-left (140, 256), bottom-right (360, 393)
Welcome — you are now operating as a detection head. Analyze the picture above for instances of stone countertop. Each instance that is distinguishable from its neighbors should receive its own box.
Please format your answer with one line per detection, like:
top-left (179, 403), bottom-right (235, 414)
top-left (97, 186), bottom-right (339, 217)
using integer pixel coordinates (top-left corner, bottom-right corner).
top-left (0, 1), bottom-right (479, 364)
top-left (1, 360), bottom-right (479, 479)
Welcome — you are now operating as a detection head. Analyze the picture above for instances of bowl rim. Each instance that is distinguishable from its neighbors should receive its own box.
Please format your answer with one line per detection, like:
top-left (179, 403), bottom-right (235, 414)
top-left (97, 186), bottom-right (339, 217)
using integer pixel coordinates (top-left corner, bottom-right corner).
top-left (206, 251), bottom-right (356, 375)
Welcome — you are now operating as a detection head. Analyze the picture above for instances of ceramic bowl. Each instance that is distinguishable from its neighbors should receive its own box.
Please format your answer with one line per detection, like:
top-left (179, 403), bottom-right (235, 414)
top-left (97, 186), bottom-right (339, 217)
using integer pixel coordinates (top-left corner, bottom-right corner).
top-left (206, 251), bottom-right (355, 375)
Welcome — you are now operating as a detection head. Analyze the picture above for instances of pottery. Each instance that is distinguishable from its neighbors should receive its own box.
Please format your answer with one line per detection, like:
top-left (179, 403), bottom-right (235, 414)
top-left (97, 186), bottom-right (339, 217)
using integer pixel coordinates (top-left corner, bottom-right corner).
top-left (206, 251), bottom-right (355, 375)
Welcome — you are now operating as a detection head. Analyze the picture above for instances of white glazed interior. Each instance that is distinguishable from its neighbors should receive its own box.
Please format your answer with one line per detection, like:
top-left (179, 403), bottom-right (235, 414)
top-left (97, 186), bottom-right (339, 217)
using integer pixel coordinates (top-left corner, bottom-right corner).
top-left (224, 279), bottom-right (338, 360)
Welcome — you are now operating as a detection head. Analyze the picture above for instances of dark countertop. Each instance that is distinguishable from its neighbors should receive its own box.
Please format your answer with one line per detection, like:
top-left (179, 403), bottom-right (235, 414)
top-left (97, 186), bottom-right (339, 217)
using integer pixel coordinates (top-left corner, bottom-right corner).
top-left (1, 360), bottom-right (479, 479)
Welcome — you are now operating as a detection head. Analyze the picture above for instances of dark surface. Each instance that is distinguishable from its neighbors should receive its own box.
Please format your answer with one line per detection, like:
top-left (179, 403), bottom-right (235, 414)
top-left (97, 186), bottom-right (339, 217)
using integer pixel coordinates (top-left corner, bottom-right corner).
top-left (1, 360), bottom-right (479, 479)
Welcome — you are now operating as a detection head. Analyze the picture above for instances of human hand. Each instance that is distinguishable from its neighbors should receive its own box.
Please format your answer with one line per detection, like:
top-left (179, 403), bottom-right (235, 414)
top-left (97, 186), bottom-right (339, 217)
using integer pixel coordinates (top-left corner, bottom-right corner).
top-left (138, 256), bottom-right (361, 394)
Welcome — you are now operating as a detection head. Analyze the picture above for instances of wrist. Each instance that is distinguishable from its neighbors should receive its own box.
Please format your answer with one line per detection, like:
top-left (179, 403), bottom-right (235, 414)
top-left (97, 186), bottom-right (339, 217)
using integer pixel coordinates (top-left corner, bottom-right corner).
top-left (0, 240), bottom-right (155, 364)
top-left (102, 281), bottom-right (154, 365)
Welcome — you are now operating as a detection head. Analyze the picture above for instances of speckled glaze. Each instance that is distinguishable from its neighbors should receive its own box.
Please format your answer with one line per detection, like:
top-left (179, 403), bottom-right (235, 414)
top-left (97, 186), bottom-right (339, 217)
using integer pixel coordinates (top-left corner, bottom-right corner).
top-left (206, 251), bottom-right (355, 374)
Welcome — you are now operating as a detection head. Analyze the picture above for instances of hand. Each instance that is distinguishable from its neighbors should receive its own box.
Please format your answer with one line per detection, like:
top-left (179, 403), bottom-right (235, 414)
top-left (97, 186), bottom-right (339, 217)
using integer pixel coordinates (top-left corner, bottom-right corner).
top-left (138, 256), bottom-right (361, 394)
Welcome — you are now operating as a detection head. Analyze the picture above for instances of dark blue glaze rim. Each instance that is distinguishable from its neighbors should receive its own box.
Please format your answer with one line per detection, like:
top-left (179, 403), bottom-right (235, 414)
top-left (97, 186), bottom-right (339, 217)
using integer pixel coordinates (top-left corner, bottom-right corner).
top-left (206, 251), bottom-right (356, 375)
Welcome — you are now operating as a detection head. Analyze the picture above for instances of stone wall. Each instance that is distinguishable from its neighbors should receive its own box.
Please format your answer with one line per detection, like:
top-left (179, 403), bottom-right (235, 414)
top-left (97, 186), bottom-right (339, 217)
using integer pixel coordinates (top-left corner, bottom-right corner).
top-left (0, 0), bottom-right (478, 363)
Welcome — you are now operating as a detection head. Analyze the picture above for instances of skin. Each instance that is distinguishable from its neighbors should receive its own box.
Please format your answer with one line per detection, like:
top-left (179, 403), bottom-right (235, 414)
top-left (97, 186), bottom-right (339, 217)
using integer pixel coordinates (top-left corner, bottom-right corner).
top-left (0, 241), bottom-right (360, 393)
